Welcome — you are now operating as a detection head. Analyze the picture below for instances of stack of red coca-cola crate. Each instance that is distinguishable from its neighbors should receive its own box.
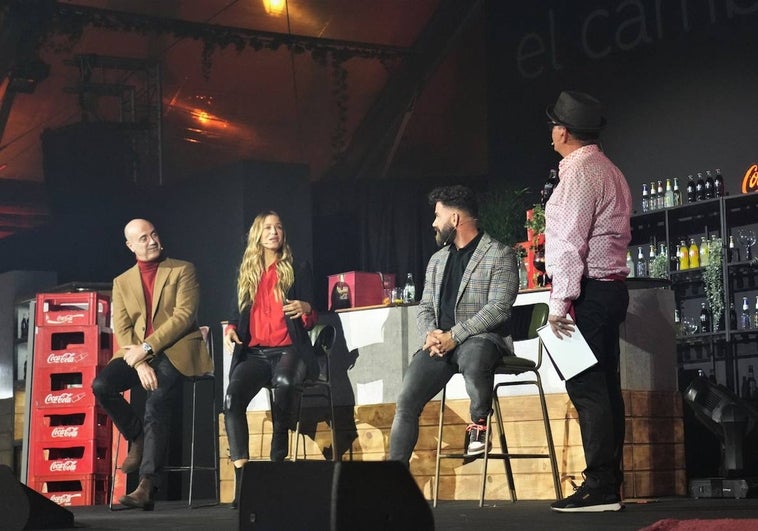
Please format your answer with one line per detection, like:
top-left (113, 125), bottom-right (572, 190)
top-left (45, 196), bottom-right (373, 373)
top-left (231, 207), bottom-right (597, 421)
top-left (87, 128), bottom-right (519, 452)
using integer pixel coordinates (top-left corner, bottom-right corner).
top-left (27, 292), bottom-right (113, 507)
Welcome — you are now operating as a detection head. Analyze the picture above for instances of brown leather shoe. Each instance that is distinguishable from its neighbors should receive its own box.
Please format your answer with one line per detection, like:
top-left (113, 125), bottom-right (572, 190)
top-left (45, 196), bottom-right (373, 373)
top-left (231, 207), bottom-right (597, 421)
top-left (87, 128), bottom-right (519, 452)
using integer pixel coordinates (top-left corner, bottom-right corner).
top-left (118, 476), bottom-right (155, 511)
top-left (120, 434), bottom-right (144, 474)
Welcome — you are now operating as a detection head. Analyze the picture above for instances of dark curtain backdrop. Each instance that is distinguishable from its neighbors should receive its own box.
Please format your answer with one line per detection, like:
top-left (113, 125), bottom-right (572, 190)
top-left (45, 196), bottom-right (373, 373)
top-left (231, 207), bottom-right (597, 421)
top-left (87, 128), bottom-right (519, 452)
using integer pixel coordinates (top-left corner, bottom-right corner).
top-left (312, 176), bottom-right (487, 311)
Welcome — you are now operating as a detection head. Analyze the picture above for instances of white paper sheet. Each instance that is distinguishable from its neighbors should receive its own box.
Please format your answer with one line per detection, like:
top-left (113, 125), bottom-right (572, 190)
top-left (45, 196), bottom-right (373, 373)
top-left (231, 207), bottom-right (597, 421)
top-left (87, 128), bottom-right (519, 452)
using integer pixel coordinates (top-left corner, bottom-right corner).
top-left (536, 320), bottom-right (597, 380)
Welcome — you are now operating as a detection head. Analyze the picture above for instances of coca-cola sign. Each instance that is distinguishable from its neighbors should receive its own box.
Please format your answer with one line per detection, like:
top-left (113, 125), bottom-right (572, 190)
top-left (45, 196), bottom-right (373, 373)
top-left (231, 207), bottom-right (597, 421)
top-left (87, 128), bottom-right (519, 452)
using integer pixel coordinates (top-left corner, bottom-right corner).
top-left (46, 352), bottom-right (87, 364)
top-left (49, 460), bottom-right (78, 472)
top-left (44, 392), bottom-right (87, 405)
top-left (51, 426), bottom-right (80, 438)
top-left (50, 493), bottom-right (81, 505)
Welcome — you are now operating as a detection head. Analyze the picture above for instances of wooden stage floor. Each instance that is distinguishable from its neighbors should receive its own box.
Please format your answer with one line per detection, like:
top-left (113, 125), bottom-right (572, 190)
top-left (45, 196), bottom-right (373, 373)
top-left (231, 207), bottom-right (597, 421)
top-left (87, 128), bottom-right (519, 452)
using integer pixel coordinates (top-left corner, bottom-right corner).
top-left (39, 496), bottom-right (758, 531)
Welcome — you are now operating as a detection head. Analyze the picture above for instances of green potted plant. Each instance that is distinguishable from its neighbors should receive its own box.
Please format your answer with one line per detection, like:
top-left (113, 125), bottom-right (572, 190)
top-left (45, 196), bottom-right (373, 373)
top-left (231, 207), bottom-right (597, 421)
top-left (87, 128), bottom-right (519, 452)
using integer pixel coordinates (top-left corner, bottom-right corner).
top-left (478, 184), bottom-right (533, 246)
top-left (704, 237), bottom-right (724, 329)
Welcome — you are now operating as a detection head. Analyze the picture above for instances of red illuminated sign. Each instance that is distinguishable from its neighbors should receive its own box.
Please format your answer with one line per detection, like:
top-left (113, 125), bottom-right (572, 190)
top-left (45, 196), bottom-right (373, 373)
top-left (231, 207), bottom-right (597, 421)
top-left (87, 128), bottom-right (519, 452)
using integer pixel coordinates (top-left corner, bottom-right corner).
top-left (742, 164), bottom-right (758, 194)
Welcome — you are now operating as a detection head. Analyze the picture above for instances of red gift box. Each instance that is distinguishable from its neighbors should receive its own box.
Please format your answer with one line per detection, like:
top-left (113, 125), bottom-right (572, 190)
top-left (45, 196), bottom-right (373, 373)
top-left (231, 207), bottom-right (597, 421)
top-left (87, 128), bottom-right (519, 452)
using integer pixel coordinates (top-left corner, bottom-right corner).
top-left (327, 272), bottom-right (395, 311)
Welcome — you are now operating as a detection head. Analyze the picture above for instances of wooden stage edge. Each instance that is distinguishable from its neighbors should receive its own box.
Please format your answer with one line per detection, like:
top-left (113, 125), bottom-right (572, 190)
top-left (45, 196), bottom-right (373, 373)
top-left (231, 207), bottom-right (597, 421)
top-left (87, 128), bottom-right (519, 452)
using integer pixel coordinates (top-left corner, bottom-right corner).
top-left (217, 390), bottom-right (686, 503)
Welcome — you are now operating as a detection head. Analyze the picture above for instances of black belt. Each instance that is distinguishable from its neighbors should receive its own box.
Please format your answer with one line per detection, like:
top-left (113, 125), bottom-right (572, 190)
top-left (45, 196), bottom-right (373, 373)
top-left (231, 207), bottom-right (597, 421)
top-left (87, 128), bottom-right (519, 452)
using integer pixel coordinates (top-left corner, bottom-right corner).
top-left (246, 346), bottom-right (295, 357)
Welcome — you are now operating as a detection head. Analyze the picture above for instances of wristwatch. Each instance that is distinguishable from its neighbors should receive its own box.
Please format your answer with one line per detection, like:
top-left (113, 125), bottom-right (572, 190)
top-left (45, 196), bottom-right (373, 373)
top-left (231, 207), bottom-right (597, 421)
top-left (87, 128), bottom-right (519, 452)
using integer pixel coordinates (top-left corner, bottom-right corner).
top-left (142, 342), bottom-right (154, 356)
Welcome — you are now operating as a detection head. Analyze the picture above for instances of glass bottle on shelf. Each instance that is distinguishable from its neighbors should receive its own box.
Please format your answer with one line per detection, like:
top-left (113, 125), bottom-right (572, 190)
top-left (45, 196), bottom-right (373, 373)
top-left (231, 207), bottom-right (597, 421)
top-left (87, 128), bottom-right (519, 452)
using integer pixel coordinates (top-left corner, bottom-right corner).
top-left (403, 273), bottom-right (416, 303)
top-left (636, 247), bottom-right (648, 277)
top-left (695, 172), bottom-right (706, 201)
top-left (678, 240), bottom-right (689, 270)
top-left (688, 238), bottom-right (700, 268)
top-left (730, 301), bottom-right (737, 330)
top-left (626, 250), bottom-right (635, 278)
top-left (641, 183), bottom-right (649, 213)
top-left (686, 174), bottom-right (697, 203)
top-left (753, 295), bottom-right (758, 329)
top-left (648, 244), bottom-right (657, 274)
top-left (20, 314), bottom-right (29, 340)
top-left (541, 169), bottom-right (559, 207)
top-left (704, 170), bottom-right (715, 199)
top-left (649, 181), bottom-right (657, 211)
top-left (674, 307), bottom-right (681, 333)
top-left (699, 236), bottom-right (710, 267)
top-left (699, 302), bottom-right (710, 333)
top-left (741, 297), bottom-right (751, 330)
top-left (728, 235), bottom-right (740, 263)
top-left (656, 180), bottom-right (665, 210)
top-left (714, 168), bottom-right (725, 197)
top-left (673, 177), bottom-right (682, 206)
top-left (664, 179), bottom-right (674, 208)
top-left (518, 257), bottom-right (528, 290)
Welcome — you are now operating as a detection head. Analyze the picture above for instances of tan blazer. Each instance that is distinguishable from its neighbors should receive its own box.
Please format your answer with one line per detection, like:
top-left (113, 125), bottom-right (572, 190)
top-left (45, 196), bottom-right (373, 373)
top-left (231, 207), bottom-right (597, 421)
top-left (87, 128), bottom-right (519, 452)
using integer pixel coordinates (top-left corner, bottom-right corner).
top-left (110, 257), bottom-right (212, 378)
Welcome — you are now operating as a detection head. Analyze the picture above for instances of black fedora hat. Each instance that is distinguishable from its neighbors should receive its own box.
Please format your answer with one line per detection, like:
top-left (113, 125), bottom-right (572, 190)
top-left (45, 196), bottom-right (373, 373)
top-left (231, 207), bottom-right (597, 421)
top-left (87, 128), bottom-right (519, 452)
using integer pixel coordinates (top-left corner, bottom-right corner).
top-left (546, 90), bottom-right (606, 132)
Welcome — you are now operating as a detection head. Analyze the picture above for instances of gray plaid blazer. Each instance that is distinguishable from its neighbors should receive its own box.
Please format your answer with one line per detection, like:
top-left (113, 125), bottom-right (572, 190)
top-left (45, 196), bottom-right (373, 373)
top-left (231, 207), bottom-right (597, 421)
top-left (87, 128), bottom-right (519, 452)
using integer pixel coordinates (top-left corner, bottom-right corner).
top-left (416, 231), bottom-right (519, 355)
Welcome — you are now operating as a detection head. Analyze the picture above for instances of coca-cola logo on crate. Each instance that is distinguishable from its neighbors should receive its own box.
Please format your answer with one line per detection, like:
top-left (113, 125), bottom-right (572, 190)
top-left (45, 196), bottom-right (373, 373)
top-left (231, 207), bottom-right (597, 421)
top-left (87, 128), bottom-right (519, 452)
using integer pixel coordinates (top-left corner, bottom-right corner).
top-left (44, 392), bottom-right (87, 405)
top-left (50, 460), bottom-right (78, 472)
top-left (50, 493), bottom-right (81, 505)
top-left (46, 313), bottom-right (86, 324)
top-left (46, 352), bottom-right (87, 364)
top-left (50, 426), bottom-right (80, 438)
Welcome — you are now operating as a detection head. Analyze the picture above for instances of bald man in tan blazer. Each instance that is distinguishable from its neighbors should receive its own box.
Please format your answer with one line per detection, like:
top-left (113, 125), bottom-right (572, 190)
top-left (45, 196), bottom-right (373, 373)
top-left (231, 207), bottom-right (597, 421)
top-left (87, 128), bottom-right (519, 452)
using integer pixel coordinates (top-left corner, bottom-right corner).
top-left (92, 218), bottom-right (212, 511)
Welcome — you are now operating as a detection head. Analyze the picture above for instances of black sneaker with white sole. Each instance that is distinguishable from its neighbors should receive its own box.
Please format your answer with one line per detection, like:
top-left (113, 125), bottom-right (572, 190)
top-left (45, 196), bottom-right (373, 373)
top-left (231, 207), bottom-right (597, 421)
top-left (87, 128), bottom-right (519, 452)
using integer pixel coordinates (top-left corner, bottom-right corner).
top-left (465, 423), bottom-right (487, 456)
top-left (550, 482), bottom-right (623, 513)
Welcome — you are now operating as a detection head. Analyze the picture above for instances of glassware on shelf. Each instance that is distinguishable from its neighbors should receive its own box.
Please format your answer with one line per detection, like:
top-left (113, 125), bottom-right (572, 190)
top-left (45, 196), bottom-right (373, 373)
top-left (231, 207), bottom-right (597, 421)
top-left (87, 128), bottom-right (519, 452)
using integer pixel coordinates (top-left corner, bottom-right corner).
top-left (738, 229), bottom-right (756, 261)
top-left (682, 316), bottom-right (699, 335)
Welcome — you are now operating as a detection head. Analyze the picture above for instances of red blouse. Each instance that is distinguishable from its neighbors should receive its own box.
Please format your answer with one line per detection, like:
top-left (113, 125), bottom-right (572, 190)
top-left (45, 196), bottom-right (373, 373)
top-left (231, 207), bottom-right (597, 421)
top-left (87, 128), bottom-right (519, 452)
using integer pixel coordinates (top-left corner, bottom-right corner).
top-left (230, 262), bottom-right (316, 347)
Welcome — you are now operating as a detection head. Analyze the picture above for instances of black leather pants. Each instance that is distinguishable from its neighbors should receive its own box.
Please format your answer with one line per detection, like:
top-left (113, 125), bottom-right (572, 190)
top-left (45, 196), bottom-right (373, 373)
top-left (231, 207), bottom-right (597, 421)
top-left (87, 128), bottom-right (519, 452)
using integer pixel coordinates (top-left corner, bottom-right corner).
top-left (224, 347), bottom-right (306, 462)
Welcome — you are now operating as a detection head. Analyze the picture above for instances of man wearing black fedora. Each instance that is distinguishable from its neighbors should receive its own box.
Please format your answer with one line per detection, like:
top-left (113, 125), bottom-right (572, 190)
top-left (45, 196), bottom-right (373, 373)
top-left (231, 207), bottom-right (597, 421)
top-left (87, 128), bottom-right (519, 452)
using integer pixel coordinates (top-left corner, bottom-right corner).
top-left (542, 91), bottom-right (633, 513)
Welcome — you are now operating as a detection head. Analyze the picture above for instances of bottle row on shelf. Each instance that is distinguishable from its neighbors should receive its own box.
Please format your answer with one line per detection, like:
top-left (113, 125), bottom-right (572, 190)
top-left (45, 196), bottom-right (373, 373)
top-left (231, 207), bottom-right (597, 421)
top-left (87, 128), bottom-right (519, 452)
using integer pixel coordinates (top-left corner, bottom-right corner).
top-left (626, 229), bottom-right (756, 277)
top-left (675, 296), bottom-right (758, 336)
top-left (641, 169), bottom-right (726, 213)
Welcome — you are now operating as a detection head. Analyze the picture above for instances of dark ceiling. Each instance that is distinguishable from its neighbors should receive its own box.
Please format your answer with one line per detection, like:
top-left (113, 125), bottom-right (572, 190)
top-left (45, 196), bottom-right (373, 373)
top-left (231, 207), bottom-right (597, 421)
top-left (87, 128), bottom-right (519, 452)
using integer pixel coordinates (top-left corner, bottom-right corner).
top-left (0, 0), bottom-right (487, 239)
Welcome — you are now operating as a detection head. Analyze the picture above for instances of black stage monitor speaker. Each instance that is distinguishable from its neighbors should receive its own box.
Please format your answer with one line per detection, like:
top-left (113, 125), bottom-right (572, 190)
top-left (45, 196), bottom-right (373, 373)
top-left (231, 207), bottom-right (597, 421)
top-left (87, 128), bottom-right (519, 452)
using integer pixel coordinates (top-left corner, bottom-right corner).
top-left (239, 461), bottom-right (434, 531)
top-left (0, 465), bottom-right (74, 530)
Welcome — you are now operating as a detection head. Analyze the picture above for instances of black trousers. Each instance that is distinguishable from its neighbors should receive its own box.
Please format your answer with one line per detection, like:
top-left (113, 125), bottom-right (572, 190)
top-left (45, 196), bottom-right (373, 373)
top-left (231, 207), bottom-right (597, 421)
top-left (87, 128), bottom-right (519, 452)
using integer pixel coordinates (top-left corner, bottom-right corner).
top-left (566, 279), bottom-right (629, 491)
top-left (91, 356), bottom-right (185, 483)
top-left (224, 347), bottom-right (306, 462)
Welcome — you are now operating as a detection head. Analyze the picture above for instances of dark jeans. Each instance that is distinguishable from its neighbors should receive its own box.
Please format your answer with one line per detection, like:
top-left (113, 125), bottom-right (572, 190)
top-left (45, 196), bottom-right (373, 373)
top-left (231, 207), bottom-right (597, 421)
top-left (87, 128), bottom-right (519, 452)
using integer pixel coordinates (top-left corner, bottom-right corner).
top-left (224, 347), bottom-right (306, 462)
top-left (567, 279), bottom-right (629, 491)
top-left (91, 356), bottom-right (184, 482)
top-left (389, 337), bottom-right (503, 464)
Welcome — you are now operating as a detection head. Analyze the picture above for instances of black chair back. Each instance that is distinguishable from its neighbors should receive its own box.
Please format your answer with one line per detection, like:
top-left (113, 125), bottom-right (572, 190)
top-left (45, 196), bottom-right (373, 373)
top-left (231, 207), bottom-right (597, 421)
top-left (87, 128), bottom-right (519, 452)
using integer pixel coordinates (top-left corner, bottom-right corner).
top-left (510, 303), bottom-right (549, 343)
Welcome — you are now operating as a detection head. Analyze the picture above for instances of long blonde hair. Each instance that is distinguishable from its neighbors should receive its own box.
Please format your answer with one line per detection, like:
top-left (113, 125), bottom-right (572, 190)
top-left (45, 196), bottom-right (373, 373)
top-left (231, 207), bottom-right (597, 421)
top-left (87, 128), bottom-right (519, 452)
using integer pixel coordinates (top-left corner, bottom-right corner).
top-left (237, 211), bottom-right (295, 312)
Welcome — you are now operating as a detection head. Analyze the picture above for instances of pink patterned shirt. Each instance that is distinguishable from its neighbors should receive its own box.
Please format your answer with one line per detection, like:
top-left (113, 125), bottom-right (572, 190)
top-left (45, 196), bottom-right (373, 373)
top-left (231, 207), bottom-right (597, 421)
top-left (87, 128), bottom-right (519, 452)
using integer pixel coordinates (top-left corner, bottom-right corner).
top-left (544, 144), bottom-right (632, 317)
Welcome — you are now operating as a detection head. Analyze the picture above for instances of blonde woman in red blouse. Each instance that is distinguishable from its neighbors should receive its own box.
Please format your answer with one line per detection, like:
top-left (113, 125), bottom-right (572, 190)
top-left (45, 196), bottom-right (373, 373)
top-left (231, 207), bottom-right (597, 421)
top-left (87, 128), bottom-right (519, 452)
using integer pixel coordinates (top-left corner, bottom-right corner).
top-left (223, 211), bottom-right (318, 508)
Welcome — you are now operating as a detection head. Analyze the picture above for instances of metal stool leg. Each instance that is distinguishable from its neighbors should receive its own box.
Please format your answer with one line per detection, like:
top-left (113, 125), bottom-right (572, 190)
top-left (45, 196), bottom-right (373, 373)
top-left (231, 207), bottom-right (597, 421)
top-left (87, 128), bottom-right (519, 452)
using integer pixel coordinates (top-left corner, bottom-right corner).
top-left (432, 386), bottom-right (446, 507)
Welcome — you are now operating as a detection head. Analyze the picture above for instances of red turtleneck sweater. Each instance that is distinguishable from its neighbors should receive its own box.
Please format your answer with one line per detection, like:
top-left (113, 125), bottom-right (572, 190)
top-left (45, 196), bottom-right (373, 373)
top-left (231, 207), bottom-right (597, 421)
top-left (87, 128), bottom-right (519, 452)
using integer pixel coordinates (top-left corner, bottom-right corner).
top-left (138, 259), bottom-right (160, 336)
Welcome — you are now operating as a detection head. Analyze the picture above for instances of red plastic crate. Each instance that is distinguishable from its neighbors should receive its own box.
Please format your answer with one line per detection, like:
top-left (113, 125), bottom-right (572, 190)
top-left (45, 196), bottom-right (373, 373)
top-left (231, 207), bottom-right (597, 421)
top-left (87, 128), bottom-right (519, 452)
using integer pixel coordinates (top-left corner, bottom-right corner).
top-left (33, 407), bottom-right (112, 444)
top-left (32, 474), bottom-right (109, 507)
top-left (28, 438), bottom-right (112, 477)
top-left (33, 325), bottom-right (112, 369)
top-left (32, 365), bottom-right (100, 409)
top-left (35, 292), bottom-right (111, 328)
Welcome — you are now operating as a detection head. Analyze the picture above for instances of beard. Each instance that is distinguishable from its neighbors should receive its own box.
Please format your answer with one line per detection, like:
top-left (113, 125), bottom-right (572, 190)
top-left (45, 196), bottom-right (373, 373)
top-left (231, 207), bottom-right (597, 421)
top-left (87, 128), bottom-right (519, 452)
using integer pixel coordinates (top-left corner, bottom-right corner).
top-left (435, 223), bottom-right (456, 248)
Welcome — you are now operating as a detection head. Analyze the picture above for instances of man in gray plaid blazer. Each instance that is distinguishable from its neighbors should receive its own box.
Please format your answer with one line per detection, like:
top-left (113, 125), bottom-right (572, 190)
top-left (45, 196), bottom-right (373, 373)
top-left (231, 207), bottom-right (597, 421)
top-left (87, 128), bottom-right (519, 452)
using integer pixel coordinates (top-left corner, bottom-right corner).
top-left (389, 185), bottom-right (519, 464)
